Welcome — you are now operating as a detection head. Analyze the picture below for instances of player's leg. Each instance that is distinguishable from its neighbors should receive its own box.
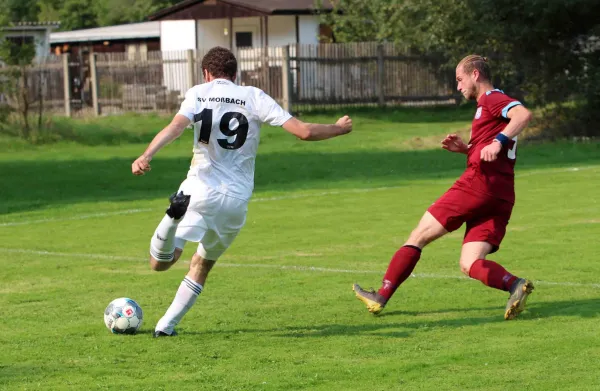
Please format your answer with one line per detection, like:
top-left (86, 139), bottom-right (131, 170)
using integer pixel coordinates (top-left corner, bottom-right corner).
top-left (153, 252), bottom-right (216, 337)
top-left (353, 186), bottom-right (480, 315)
top-left (154, 191), bottom-right (248, 337)
top-left (353, 210), bottom-right (449, 314)
top-left (153, 232), bottom-right (238, 337)
top-left (380, 210), bottom-right (449, 293)
top-left (460, 241), bottom-right (517, 288)
top-left (187, 252), bottom-right (216, 286)
top-left (462, 202), bottom-right (534, 320)
top-left (149, 191), bottom-right (191, 269)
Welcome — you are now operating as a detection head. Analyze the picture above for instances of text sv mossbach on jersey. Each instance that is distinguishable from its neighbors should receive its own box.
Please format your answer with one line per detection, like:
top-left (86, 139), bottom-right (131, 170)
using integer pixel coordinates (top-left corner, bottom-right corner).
top-left (197, 97), bottom-right (247, 106)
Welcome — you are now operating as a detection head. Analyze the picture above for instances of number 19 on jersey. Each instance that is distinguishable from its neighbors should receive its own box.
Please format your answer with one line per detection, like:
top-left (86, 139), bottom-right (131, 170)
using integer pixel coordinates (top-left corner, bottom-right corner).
top-left (193, 109), bottom-right (249, 150)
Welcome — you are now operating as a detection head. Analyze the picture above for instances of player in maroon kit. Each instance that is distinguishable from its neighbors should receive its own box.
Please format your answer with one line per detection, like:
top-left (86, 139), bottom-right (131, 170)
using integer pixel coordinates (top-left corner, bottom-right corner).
top-left (353, 55), bottom-right (534, 320)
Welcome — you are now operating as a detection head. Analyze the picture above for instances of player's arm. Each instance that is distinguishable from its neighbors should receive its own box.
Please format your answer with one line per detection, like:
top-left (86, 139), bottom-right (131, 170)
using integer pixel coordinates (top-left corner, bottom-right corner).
top-left (496, 105), bottom-right (533, 140)
top-left (254, 88), bottom-right (351, 141)
top-left (131, 114), bottom-right (191, 176)
top-left (481, 100), bottom-right (532, 162)
top-left (281, 116), bottom-right (352, 141)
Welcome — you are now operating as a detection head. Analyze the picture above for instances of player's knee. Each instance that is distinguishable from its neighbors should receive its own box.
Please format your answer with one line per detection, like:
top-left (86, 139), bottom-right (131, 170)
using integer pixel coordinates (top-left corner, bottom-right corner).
top-left (149, 248), bottom-right (183, 271)
top-left (150, 257), bottom-right (172, 271)
top-left (406, 214), bottom-right (447, 248)
top-left (459, 263), bottom-right (470, 276)
top-left (407, 227), bottom-right (438, 248)
top-left (459, 257), bottom-right (476, 276)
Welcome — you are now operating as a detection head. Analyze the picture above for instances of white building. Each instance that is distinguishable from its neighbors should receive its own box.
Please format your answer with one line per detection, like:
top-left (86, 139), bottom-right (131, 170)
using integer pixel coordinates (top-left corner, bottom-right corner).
top-left (150, 0), bottom-right (332, 52)
top-left (149, 0), bottom-right (333, 95)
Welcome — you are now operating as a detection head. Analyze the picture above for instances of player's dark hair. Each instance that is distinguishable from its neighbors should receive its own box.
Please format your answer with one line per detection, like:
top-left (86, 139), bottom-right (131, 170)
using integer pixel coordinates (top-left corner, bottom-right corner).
top-left (458, 55), bottom-right (492, 82)
top-left (201, 47), bottom-right (237, 80)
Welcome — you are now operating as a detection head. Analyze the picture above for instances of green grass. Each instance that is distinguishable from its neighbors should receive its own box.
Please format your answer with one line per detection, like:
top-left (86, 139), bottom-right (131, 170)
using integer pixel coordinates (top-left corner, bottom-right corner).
top-left (1, 108), bottom-right (600, 390)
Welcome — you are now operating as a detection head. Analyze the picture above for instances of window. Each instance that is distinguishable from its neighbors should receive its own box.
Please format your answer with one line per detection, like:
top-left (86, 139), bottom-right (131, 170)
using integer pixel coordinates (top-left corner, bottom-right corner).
top-left (235, 32), bottom-right (253, 48)
top-left (126, 43), bottom-right (149, 61)
top-left (4, 36), bottom-right (35, 59)
top-left (126, 44), bottom-right (137, 61)
top-left (139, 43), bottom-right (148, 61)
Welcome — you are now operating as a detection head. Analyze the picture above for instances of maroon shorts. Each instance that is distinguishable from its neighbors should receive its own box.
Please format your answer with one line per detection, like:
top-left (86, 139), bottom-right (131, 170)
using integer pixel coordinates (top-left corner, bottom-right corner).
top-left (427, 185), bottom-right (514, 252)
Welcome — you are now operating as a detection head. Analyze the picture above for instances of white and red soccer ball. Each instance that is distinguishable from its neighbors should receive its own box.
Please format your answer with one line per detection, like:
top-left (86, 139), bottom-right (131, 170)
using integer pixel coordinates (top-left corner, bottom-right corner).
top-left (104, 298), bottom-right (143, 334)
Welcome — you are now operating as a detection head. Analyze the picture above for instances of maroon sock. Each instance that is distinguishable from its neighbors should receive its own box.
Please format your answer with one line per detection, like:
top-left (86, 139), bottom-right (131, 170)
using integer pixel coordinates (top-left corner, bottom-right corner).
top-left (378, 245), bottom-right (422, 301)
top-left (468, 259), bottom-right (518, 291)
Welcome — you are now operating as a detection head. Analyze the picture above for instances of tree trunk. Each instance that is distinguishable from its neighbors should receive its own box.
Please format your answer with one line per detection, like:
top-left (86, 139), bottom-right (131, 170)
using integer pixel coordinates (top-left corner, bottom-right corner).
top-left (37, 68), bottom-right (44, 134)
top-left (19, 67), bottom-right (30, 139)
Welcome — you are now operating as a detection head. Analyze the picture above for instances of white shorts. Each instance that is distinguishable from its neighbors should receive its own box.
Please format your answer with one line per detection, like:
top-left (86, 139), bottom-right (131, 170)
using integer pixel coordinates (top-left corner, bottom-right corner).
top-left (173, 177), bottom-right (248, 260)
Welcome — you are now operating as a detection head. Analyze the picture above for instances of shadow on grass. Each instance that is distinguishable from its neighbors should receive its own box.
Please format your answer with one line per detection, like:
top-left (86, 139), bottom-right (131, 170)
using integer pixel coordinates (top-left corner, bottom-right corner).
top-left (0, 142), bottom-right (598, 216)
top-left (280, 297), bottom-right (600, 338)
top-left (172, 297), bottom-right (600, 339)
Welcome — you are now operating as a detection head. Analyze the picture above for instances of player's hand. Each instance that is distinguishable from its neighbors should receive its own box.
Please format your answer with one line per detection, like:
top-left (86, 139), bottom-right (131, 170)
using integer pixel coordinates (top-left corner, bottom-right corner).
top-left (480, 141), bottom-right (502, 162)
top-left (441, 134), bottom-right (468, 154)
top-left (132, 155), bottom-right (152, 176)
top-left (336, 115), bottom-right (352, 134)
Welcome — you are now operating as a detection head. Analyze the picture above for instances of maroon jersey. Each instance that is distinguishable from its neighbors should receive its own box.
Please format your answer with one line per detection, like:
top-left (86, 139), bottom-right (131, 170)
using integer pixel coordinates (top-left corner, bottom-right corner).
top-left (455, 89), bottom-right (522, 204)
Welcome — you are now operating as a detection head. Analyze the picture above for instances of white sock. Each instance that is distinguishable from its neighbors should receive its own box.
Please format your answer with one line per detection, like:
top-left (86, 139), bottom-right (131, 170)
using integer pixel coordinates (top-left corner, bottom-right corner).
top-left (155, 277), bottom-right (203, 334)
top-left (150, 214), bottom-right (182, 262)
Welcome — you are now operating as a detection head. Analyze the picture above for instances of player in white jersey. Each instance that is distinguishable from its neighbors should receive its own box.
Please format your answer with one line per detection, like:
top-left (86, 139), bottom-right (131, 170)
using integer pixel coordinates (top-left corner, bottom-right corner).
top-left (131, 47), bottom-right (352, 337)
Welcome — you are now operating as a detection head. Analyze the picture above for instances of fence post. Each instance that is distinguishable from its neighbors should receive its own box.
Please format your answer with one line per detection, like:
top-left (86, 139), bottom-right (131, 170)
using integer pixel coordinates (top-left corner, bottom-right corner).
top-left (62, 53), bottom-right (71, 117)
top-left (186, 49), bottom-right (195, 90)
top-left (89, 52), bottom-right (100, 116)
top-left (281, 45), bottom-right (292, 113)
top-left (377, 44), bottom-right (385, 107)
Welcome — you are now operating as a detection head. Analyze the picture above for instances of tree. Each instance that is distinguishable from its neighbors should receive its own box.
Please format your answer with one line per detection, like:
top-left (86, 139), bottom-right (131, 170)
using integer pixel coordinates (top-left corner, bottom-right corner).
top-left (38, 0), bottom-right (63, 23)
top-left (322, 0), bottom-right (600, 136)
top-left (468, 0), bottom-right (600, 136)
top-left (0, 0), bottom-right (42, 139)
top-left (59, 0), bottom-right (98, 31)
top-left (95, 0), bottom-right (184, 27)
top-left (318, 0), bottom-right (407, 43)
top-left (0, 0), bottom-right (40, 25)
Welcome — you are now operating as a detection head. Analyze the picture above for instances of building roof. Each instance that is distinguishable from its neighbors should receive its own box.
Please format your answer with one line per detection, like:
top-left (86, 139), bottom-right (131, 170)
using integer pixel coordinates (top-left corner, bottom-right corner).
top-left (49, 21), bottom-right (160, 44)
top-left (218, 0), bottom-right (333, 13)
top-left (3, 21), bottom-right (61, 31)
top-left (149, 0), bottom-right (333, 20)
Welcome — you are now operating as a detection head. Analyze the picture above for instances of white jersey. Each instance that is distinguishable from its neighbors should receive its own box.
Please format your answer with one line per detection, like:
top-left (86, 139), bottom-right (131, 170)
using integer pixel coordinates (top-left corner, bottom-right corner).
top-left (177, 79), bottom-right (292, 200)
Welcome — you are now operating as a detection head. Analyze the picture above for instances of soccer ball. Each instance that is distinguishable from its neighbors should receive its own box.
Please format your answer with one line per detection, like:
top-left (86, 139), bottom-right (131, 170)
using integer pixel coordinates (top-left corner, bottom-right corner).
top-left (104, 298), bottom-right (143, 334)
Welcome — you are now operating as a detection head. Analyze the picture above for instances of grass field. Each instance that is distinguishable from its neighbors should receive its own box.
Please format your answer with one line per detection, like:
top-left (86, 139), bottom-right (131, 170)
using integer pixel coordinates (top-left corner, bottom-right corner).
top-left (1, 107), bottom-right (599, 390)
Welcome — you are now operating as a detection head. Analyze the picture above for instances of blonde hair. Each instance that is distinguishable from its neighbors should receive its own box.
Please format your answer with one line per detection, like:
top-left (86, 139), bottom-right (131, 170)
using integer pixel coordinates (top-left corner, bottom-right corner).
top-left (458, 55), bottom-right (491, 81)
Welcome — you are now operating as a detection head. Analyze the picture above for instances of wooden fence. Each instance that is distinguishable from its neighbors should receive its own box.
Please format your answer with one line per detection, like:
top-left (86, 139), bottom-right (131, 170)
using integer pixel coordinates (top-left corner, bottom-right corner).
top-left (0, 42), bottom-right (459, 117)
top-left (0, 56), bottom-right (66, 115)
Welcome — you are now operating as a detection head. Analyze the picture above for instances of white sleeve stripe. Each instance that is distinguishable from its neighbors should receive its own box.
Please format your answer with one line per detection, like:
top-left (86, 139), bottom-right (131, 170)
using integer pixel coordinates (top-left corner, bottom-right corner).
top-left (501, 101), bottom-right (522, 118)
